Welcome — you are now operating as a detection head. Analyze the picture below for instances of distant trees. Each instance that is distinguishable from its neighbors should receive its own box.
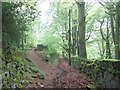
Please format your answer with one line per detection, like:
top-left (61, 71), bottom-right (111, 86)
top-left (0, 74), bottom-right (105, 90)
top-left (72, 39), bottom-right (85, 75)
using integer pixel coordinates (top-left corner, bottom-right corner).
top-left (42, 0), bottom-right (120, 60)
top-left (49, 1), bottom-right (87, 63)
top-left (97, 0), bottom-right (120, 59)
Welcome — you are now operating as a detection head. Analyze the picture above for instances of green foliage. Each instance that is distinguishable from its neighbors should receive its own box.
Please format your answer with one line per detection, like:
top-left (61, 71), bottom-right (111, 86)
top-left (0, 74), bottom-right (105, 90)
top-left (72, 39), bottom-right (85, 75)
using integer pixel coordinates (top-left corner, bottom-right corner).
top-left (25, 68), bottom-right (31, 73)
top-left (29, 62), bottom-right (35, 67)
top-left (2, 2), bottom-right (38, 52)
top-left (32, 75), bottom-right (38, 78)
top-left (30, 66), bottom-right (40, 73)
top-left (2, 54), bottom-right (29, 88)
top-left (26, 57), bottom-right (32, 62)
top-left (38, 29), bottom-right (61, 64)
top-left (38, 49), bottom-right (60, 65)
top-left (30, 66), bottom-right (45, 79)
top-left (37, 72), bottom-right (45, 79)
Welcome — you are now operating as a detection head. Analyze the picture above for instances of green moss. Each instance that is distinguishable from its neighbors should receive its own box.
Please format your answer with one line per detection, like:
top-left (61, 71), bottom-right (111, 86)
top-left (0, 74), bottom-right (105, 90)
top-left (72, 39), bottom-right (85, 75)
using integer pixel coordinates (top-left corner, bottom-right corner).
top-left (7, 77), bottom-right (14, 83)
top-left (3, 84), bottom-right (10, 88)
top-left (87, 84), bottom-right (96, 90)
top-left (101, 67), bottom-right (120, 74)
top-left (96, 59), bottom-right (119, 62)
top-left (75, 58), bottom-right (120, 87)
top-left (89, 59), bottom-right (120, 62)
top-left (2, 53), bottom-right (30, 88)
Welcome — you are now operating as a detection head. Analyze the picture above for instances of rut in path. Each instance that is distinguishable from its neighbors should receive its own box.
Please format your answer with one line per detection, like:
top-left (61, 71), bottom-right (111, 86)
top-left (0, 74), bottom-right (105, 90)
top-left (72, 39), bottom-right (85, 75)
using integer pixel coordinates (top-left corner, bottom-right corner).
top-left (26, 49), bottom-right (95, 88)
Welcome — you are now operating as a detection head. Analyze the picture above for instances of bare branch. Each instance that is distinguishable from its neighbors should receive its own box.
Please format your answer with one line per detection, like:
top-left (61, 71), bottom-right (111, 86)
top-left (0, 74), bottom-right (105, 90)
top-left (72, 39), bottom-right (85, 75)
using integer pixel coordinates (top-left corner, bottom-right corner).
top-left (97, 18), bottom-right (106, 40)
top-left (85, 30), bottom-right (92, 41)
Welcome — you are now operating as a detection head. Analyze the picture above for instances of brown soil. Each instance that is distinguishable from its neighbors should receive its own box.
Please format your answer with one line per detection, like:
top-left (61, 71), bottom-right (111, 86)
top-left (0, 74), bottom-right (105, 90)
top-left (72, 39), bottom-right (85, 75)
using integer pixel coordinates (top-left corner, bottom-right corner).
top-left (25, 49), bottom-right (95, 88)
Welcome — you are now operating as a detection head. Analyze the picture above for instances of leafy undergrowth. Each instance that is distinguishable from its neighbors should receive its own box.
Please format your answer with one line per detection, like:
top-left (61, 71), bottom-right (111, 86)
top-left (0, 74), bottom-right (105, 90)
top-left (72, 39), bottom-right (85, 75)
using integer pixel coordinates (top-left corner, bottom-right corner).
top-left (30, 66), bottom-right (45, 79)
top-left (36, 50), bottom-right (60, 66)
top-left (25, 57), bottom-right (45, 81)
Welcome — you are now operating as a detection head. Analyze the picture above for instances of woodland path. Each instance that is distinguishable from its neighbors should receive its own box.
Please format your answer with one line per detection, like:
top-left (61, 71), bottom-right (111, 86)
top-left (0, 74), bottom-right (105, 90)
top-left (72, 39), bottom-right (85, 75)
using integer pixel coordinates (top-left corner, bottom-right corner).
top-left (26, 49), bottom-right (94, 88)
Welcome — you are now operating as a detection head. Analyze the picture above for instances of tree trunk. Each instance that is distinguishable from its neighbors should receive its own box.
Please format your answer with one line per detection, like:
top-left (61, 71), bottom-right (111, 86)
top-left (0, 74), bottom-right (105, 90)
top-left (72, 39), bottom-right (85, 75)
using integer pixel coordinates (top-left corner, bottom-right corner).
top-left (115, 2), bottom-right (120, 59)
top-left (72, 20), bottom-right (77, 56)
top-left (110, 15), bottom-right (115, 45)
top-left (77, 30), bottom-right (80, 56)
top-left (22, 38), bottom-right (24, 50)
top-left (106, 18), bottom-right (111, 59)
top-left (68, 9), bottom-right (71, 65)
top-left (77, 1), bottom-right (87, 60)
top-left (106, 40), bottom-right (111, 59)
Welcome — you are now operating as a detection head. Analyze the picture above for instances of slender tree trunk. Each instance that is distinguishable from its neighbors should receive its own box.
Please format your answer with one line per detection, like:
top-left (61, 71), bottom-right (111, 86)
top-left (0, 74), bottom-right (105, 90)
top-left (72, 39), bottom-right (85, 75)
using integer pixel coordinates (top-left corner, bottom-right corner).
top-left (77, 30), bottom-right (79, 56)
top-left (68, 9), bottom-right (71, 65)
top-left (74, 26), bottom-right (77, 55)
top-left (106, 18), bottom-right (111, 59)
top-left (102, 40), bottom-right (105, 59)
top-left (72, 20), bottom-right (77, 56)
top-left (22, 39), bottom-right (24, 50)
top-left (24, 35), bottom-right (27, 44)
top-left (106, 40), bottom-right (111, 59)
top-left (62, 23), bottom-right (67, 57)
top-left (110, 15), bottom-right (115, 45)
top-left (62, 32), bottom-right (65, 57)
top-left (77, 1), bottom-right (87, 60)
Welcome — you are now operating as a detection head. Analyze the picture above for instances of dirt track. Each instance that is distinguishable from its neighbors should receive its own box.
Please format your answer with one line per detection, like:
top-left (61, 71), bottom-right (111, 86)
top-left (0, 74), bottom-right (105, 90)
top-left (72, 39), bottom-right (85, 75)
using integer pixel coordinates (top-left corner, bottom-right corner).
top-left (26, 49), bottom-right (94, 88)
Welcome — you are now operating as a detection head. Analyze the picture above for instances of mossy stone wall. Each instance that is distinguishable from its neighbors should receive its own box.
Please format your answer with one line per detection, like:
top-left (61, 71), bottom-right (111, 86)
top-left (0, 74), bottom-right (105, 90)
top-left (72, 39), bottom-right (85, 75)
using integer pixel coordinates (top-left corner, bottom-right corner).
top-left (72, 59), bottom-right (120, 88)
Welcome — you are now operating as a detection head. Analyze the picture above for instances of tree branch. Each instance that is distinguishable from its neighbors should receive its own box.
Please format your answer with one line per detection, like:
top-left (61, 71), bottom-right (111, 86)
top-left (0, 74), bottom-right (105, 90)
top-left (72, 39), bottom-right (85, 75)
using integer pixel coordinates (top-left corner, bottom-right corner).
top-left (85, 30), bottom-right (92, 41)
top-left (97, 18), bottom-right (106, 40)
